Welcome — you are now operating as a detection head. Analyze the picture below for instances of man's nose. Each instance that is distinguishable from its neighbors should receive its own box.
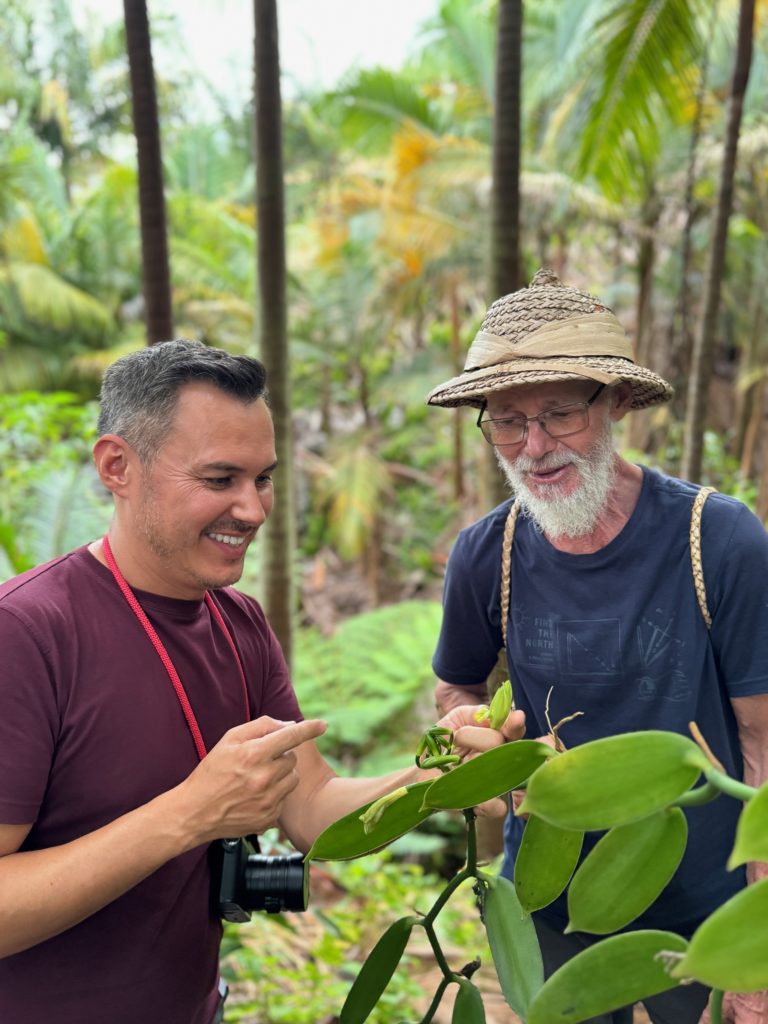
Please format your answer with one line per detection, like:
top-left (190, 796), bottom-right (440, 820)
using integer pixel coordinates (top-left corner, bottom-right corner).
top-left (232, 485), bottom-right (269, 526)
top-left (520, 418), bottom-right (557, 458)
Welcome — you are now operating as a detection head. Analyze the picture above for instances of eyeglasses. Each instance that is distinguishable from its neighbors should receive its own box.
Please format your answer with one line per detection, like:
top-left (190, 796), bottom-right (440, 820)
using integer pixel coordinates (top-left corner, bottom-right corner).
top-left (477, 384), bottom-right (607, 447)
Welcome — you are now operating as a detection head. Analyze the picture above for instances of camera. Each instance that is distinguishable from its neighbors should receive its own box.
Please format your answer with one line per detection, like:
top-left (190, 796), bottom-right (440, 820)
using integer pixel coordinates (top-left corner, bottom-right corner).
top-left (211, 835), bottom-right (309, 922)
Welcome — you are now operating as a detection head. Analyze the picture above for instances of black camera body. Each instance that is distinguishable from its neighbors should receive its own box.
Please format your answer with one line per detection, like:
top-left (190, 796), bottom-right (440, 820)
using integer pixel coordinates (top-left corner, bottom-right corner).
top-left (211, 835), bottom-right (309, 922)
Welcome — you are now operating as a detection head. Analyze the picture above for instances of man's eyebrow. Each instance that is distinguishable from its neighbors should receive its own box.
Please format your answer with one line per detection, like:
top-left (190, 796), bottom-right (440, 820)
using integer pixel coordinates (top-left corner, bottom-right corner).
top-left (197, 460), bottom-right (279, 473)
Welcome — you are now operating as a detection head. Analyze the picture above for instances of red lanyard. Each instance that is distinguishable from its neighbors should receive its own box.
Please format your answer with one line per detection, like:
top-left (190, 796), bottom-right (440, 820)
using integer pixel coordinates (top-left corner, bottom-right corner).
top-left (102, 535), bottom-right (251, 761)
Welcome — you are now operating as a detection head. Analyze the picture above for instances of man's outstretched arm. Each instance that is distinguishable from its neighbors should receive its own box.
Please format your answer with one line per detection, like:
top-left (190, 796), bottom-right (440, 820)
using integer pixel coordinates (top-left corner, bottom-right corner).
top-left (279, 703), bottom-right (526, 853)
top-left (0, 717), bottom-right (325, 958)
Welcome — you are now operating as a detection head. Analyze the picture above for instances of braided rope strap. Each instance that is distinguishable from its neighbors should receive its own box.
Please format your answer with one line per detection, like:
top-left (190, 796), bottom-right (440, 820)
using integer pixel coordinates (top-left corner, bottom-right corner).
top-left (495, 486), bottom-right (713, 683)
top-left (690, 486), bottom-right (716, 629)
top-left (500, 502), bottom-right (520, 650)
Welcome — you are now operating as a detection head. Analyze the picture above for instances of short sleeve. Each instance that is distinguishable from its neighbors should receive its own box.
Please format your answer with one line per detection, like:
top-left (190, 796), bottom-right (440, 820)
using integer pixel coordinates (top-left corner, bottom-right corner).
top-left (0, 609), bottom-right (59, 824)
top-left (705, 500), bottom-right (768, 698)
top-left (432, 526), bottom-right (503, 686)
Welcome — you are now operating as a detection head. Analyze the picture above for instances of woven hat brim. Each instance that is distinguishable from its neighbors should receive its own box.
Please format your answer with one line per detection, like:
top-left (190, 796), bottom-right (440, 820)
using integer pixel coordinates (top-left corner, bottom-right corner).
top-left (426, 357), bottom-right (673, 410)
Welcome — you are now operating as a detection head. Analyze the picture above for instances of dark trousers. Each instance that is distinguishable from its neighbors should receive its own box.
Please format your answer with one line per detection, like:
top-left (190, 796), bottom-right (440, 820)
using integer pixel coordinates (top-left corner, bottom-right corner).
top-left (534, 916), bottom-right (711, 1024)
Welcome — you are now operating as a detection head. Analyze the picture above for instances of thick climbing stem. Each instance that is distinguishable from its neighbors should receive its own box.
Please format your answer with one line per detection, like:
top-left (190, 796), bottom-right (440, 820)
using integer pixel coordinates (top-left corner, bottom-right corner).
top-left (418, 977), bottom-right (451, 1024)
top-left (415, 808), bottom-right (482, 1019)
top-left (704, 767), bottom-right (758, 802)
top-left (708, 988), bottom-right (724, 1024)
top-left (673, 781), bottom-right (721, 807)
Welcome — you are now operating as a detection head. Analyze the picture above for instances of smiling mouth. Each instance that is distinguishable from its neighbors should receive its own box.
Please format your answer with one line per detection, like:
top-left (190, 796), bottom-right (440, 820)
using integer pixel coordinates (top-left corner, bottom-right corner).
top-left (205, 531), bottom-right (251, 548)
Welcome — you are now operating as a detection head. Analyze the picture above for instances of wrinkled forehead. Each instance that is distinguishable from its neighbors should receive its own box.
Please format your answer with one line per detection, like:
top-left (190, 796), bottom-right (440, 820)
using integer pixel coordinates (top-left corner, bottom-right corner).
top-left (485, 378), bottom-right (600, 415)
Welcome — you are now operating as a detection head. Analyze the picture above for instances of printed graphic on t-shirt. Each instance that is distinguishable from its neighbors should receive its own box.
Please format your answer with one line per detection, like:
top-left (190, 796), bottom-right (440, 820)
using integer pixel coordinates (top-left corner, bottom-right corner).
top-left (517, 614), bottom-right (621, 678)
top-left (516, 610), bottom-right (555, 668)
top-left (557, 618), bottom-right (621, 678)
top-left (634, 608), bottom-right (690, 702)
top-left (515, 607), bottom-right (691, 700)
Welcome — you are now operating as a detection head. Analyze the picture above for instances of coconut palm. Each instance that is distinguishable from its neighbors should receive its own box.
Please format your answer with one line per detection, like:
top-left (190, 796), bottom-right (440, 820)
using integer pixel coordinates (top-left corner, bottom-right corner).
top-left (123, 0), bottom-right (173, 344)
top-left (0, 129), bottom-right (116, 391)
top-left (487, 0), bottom-right (523, 508)
top-left (254, 0), bottom-right (294, 667)
top-left (682, 0), bottom-right (757, 481)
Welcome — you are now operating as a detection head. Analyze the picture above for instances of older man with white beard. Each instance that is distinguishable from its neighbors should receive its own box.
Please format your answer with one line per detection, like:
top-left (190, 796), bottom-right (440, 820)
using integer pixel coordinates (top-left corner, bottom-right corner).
top-left (427, 269), bottom-right (768, 1024)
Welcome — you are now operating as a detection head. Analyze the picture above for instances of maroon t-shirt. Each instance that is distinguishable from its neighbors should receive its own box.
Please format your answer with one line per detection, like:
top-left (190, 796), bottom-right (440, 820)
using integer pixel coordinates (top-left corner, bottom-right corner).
top-left (0, 546), bottom-right (302, 1024)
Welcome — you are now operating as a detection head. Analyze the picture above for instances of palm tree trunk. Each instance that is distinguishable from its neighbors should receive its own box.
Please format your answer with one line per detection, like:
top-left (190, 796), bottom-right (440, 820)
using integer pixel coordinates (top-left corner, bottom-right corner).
top-left (254, 0), bottom-right (294, 670)
top-left (449, 283), bottom-right (465, 502)
top-left (123, 0), bottom-right (173, 345)
top-left (669, 0), bottom-right (720, 414)
top-left (483, 1), bottom-right (523, 857)
top-left (490, 0), bottom-right (522, 302)
top-left (740, 371), bottom-right (765, 482)
top-left (488, 0), bottom-right (523, 509)
top-left (735, 290), bottom-right (763, 464)
top-left (626, 185), bottom-right (660, 452)
top-left (681, 0), bottom-right (755, 482)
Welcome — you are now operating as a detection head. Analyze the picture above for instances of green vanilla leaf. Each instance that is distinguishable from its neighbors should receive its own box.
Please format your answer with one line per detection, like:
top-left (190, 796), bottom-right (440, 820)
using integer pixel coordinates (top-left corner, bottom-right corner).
top-left (518, 731), bottom-right (707, 830)
top-left (307, 782), bottom-right (435, 861)
top-left (451, 978), bottom-right (486, 1023)
top-left (515, 815), bottom-right (584, 913)
top-left (527, 930), bottom-right (688, 1024)
top-left (482, 873), bottom-right (544, 1018)
top-left (566, 808), bottom-right (688, 934)
top-left (339, 916), bottom-right (416, 1024)
top-left (422, 740), bottom-right (554, 811)
top-left (670, 878), bottom-right (768, 991)
top-left (729, 781), bottom-right (768, 867)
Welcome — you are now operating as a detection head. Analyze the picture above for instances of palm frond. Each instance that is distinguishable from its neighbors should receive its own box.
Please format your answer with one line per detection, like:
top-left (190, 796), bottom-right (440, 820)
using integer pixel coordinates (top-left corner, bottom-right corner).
top-left (313, 438), bottom-right (392, 560)
top-left (416, 0), bottom-right (497, 106)
top-left (574, 0), bottom-right (707, 196)
top-left (0, 262), bottom-right (113, 344)
top-left (25, 464), bottom-right (112, 566)
top-left (323, 67), bottom-right (445, 154)
top-left (0, 519), bottom-right (34, 580)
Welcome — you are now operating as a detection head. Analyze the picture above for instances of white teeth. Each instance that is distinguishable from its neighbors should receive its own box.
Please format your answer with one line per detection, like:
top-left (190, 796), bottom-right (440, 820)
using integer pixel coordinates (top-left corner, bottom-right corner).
top-left (208, 532), bottom-right (246, 547)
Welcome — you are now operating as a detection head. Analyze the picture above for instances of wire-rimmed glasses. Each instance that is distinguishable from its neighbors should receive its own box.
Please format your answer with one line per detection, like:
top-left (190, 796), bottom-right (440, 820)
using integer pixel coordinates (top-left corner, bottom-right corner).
top-left (476, 384), bottom-right (607, 447)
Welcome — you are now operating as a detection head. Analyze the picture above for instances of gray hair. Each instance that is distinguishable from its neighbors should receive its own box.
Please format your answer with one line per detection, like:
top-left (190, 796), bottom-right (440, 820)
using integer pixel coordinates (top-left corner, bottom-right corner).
top-left (97, 339), bottom-right (268, 463)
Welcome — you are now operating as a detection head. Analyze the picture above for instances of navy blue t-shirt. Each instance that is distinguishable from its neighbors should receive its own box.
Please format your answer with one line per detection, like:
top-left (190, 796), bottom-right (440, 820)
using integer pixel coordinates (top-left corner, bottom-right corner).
top-left (433, 467), bottom-right (768, 934)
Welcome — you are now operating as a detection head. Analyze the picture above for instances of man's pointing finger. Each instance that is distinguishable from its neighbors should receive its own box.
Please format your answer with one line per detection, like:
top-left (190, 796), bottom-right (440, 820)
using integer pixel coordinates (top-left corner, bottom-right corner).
top-left (253, 719), bottom-right (327, 757)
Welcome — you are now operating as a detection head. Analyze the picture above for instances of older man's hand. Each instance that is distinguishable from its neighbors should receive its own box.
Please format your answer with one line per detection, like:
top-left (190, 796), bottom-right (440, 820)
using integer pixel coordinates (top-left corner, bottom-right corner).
top-left (699, 991), bottom-right (768, 1024)
top-left (431, 705), bottom-right (526, 817)
top-left (438, 704), bottom-right (526, 750)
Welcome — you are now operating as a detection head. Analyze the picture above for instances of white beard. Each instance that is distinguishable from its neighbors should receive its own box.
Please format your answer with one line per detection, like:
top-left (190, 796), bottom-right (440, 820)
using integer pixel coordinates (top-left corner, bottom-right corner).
top-left (496, 420), bottom-right (617, 539)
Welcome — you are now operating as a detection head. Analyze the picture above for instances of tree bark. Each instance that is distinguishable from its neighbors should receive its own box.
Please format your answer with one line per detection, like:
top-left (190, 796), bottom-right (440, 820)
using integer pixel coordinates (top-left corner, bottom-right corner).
top-left (669, 0), bottom-right (720, 414)
top-left (449, 283), bottom-right (465, 503)
top-left (123, 0), bottom-right (173, 345)
top-left (735, 291), bottom-right (763, 466)
top-left (488, 0), bottom-right (523, 509)
top-left (626, 185), bottom-right (660, 452)
top-left (680, 0), bottom-right (755, 482)
top-left (254, 0), bottom-right (294, 669)
top-left (490, 0), bottom-right (522, 303)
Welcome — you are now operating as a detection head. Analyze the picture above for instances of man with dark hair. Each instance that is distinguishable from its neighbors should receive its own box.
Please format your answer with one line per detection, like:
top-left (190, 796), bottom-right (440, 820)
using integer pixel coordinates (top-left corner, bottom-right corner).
top-left (0, 339), bottom-right (524, 1024)
top-left (428, 271), bottom-right (768, 1024)
top-left (96, 339), bottom-right (271, 462)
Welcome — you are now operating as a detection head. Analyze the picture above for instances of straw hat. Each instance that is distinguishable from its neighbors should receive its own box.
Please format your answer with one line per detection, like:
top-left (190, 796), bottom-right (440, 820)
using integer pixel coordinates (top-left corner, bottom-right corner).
top-left (426, 268), bottom-right (673, 409)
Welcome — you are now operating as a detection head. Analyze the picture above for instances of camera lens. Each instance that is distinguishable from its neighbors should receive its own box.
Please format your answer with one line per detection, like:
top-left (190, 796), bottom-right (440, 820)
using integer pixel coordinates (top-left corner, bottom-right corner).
top-left (243, 853), bottom-right (309, 913)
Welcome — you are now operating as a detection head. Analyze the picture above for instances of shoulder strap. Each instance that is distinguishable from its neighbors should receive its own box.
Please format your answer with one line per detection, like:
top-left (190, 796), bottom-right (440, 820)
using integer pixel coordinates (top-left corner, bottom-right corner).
top-left (690, 486), bottom-right (716, 629)
top-left (498, 486), bottom-right (716, 639)
top-left (500, 502), bottom-right (520, 649)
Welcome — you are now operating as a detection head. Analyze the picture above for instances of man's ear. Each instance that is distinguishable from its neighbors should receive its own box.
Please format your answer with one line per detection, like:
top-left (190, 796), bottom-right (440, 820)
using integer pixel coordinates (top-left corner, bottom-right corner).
top-left (609, 383), bottom-right (634, 422)
top-left (93, 434), bottom-right (138, 497)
